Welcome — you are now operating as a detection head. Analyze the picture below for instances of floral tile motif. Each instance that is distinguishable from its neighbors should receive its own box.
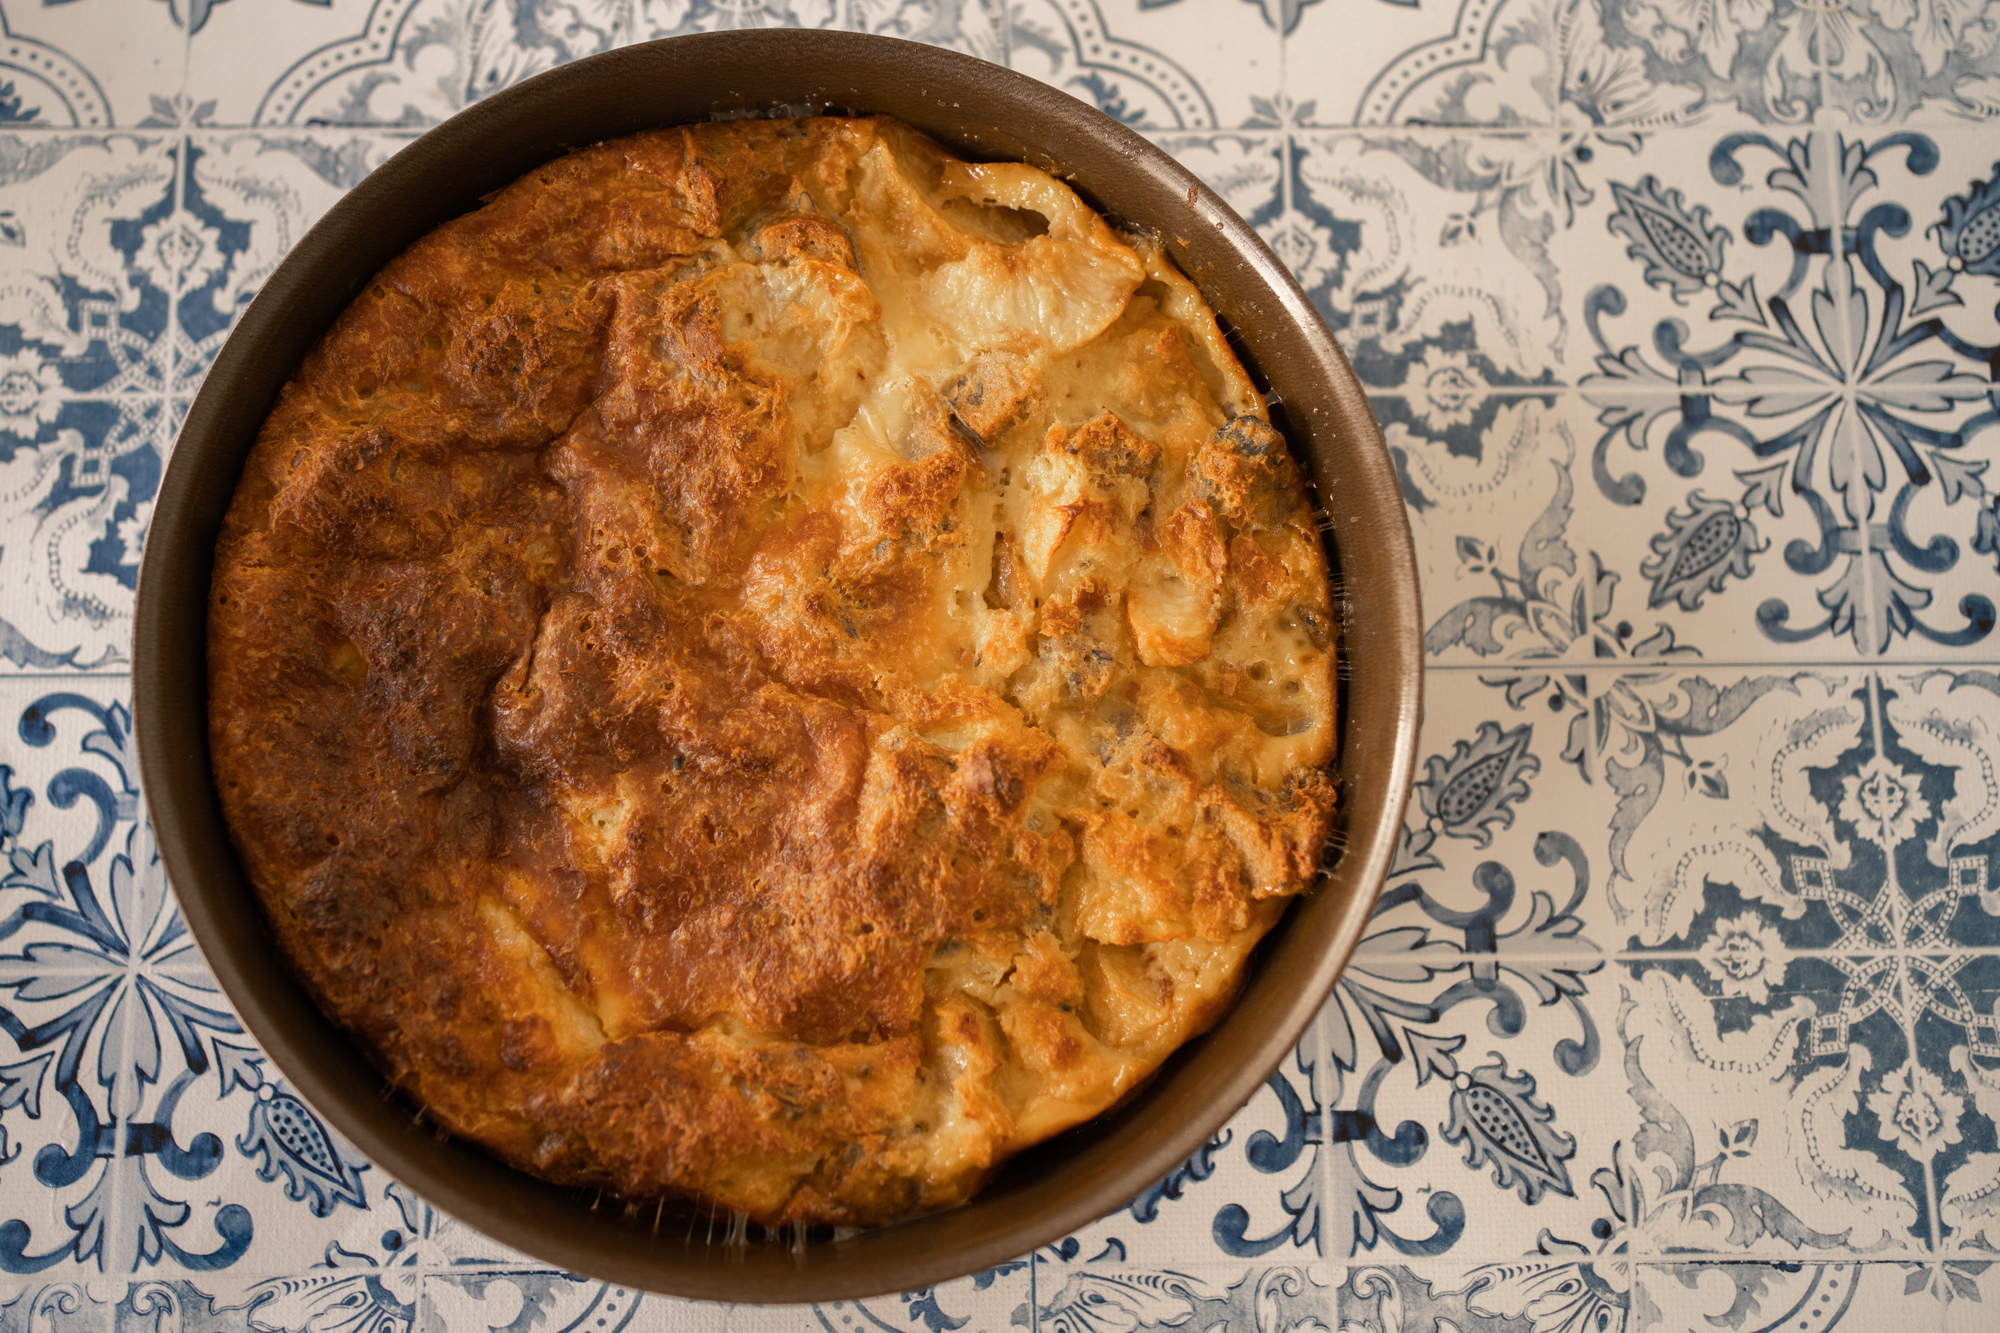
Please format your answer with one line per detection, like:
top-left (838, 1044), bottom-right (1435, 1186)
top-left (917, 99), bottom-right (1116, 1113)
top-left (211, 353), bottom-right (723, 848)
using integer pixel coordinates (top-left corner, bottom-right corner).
top-left (0, 0), bottom-right (180, 129)
top-left (206, 0), bottom-right (1240, 134)
top-left (1297, 0), bottom-right (1828, 130)
top-left (1320, 663), bottom-right (2000, 1277)
top-left (174, 130), bottom-right (410, 376)
top-left (1001, 1256), bottom-right (1627, 1333)
top-left (189, 0), bottom-right (1291, 135)
top-left (1932, 949), bottom-right (2000, 1249)
top-left (1, 1250), bottom-right (648, 1333)
top-left (1607, 667), bottom-right (2000, 1259)
top-left (1007, 0), bottom-right (1281, 131)
top-left (1400, 394), bottom-right (1615, 670)
top-left (0, 133), bottom-right (175, 670)
top-left (206, 0), bottom-right (625, 129)
top-left (1146, 131), bottom-right (1282, 222)
top-left (1552, 382), bottom-right (1895, 667)
top-left (1280, 132), bottom-right (1569, 391)
top-left (1637, 1260), bottom-right (1945, 1332)
top-left (765, 1256), bottom-right (1031, 1333)
top-left (995, 0), bottom-right (1238, 131)
top-left (1835, 122), bottom-right (2000, 654)
top-left (1565, 123), bottom-right (2000, 660)
top-left (1620, 950), bottom-right (1938, 1256)
top-left (1947, 1260), bottom-right (2000, 1329)
top-left (1400, 383), bottom-right (1775, 681)
top-left (0, 129), bottom-right (400, 670)
top-left (1593, 664), bottom-right (2000, 954)
top-left (1817, 0), bottom-right (2000, 127)
top-left (0, 680), bottom-right (384, 1274)
top-left (631, 0), bottom-right (1004, 61)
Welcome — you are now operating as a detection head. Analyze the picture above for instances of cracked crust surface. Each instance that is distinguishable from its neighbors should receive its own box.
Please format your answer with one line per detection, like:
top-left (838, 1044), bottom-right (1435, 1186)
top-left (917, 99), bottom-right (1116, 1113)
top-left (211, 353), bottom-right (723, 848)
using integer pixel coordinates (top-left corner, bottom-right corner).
top-left (209, 116), bottom-right (1339, 1226)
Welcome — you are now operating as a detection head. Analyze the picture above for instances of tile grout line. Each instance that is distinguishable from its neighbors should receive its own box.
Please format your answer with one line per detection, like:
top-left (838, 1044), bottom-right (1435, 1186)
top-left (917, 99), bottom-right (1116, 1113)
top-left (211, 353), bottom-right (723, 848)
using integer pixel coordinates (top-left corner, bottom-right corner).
top-left (1313, 996), bottom-right (1336, 1277)
top-left (103, 46), bottom-right (195, 1280)
top-left (1029, 1220), bottom-right (1038, 1333)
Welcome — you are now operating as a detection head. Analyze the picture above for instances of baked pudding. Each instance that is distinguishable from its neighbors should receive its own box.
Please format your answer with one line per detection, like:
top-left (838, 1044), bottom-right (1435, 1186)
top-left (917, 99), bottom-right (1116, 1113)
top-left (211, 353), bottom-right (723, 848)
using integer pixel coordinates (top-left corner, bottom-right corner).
top-left (208, 116), bottom-right (1339, 1226)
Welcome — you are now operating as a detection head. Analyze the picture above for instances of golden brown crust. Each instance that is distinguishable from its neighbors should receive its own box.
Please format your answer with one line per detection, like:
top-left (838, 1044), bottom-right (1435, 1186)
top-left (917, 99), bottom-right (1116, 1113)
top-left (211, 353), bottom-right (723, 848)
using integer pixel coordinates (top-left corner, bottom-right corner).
top-left (209, 117), bottom-right (1339, 1225)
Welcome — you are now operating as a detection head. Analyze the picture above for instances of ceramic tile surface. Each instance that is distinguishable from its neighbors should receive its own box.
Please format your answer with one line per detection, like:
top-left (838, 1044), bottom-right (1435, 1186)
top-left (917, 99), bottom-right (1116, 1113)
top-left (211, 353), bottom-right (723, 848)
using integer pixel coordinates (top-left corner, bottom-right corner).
top-left (2, 1), bottom-right (1998, 1329)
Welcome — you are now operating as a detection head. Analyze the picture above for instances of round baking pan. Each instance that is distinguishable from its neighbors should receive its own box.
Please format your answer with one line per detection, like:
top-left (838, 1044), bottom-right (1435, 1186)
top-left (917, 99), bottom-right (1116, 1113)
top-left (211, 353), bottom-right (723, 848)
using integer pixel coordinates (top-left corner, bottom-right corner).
top-left (134, 29), bottom-right (1421, 1303)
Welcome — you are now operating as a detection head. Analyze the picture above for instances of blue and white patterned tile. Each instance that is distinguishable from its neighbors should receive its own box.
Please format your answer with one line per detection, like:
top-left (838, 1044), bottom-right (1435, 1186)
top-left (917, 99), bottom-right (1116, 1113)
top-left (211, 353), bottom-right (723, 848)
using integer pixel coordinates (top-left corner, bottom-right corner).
top-left (630, 0), bottom-right (807, 40)
top-left (173, 130), bottom-right (410, 388)
top-left (1814, 122), bottom-right (2000, 664)
top-left (1013, 1254), bottom-right (1643, 1331)
top-left (1301, 0), bottom-right (1831, 132)
top-left (194, 0), bottom-right (625, 130)
top-left (1929, 949), bottom-right (2000, 1252)
top-left (1618, 950), bottom-right (1939, 1257)
top-left (1004, 0), bottom-right (1277, 132)
top-left (1008, 1257), bottom-right (1346, 1333)
top-left (1402, 394), bottom-right (1610, 669)
top-left (0, 133), bottom-right (180, 671)
top-left (1282, 132), bottom-right (1569, 392)
top-left (1403, 382), bottom-right (1785, 675)
top-left (629, 0), bottom-right (1004, 62)
top-left (1637, 1260), bottom-right (1945, 1332)
top-left (0, 133), bottom-right (178, 401)
top-left (1391, 664), bottom-right (1623, 946)
top-left (1603, 667), bottom-right (1986, 947)
top-left (1551, 382), bottom-right (1894, 667)
top-left (1558, 119), bottom-right (1833, 380)
top-left (0, 0), bottom-right (183, 130)
top-left (1539, 0), bottom-right (1832, 129)
top-left (1816, 0), bottom-right (2000, 129)
top-left (0, 678), bottom-right (414, 1278)
top-left (1592, 665), bottom-right (2000, 1261)
top-left (1050, 1044), bottom-right (1328, 1271)
top-left (1555, 118), bottom-right (2000, 662)
top-left (0, 128), bottom-right (400, 670)
top-left (629, 0), bottom-right (839, 42)
top-left (1150, 130), bottom-right (1283, 221)
top-left (0, 1261), bottom-right (651, 1333)
top-left (1348, 1259), bottom-right (1634, 1331)
top-left (1290, 0), bottom-right (1556, 129)
top-left (1945, 1260), bottom-right (2000, 1329)
top-left (190, 1188), bottom-right (651, 1333)
top-left (1314, 965), bottom-right (1629, 1266)
top-left (834, 0), bottom-right (1006, 59)
top-left (734, 1255), bottom-right (1028, 1333)
top-left (1876, 670), bottom-right (2000, 953)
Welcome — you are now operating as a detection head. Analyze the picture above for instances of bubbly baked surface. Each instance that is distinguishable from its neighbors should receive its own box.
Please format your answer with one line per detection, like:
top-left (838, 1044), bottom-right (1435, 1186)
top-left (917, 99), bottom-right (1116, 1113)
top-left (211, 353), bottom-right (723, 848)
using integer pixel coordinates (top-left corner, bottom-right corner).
top-left (209, 117), bottom-right (1338, 1225)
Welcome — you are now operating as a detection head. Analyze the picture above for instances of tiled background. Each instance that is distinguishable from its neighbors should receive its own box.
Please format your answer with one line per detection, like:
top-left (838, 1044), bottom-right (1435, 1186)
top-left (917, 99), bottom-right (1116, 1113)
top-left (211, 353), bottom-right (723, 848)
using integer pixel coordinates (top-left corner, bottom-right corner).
top-left (0, 0), bottom-right (1998, 1329)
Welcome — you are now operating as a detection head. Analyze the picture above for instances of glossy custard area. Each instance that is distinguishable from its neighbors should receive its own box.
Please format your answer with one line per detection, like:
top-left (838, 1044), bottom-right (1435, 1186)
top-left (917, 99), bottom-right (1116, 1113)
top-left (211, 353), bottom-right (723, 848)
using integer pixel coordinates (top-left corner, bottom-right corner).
top-left (209, 116), bottom-right (1338, 1225)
